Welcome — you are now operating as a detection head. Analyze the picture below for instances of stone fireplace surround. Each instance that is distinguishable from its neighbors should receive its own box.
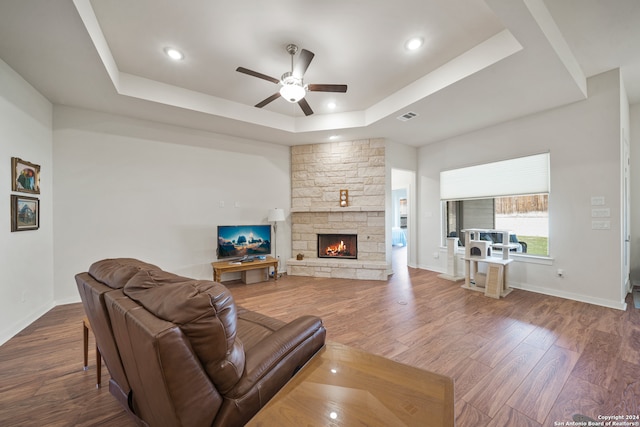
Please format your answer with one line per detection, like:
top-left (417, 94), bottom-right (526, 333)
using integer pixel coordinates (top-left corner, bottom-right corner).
top-left (287, 140), bottom-right (389, 281)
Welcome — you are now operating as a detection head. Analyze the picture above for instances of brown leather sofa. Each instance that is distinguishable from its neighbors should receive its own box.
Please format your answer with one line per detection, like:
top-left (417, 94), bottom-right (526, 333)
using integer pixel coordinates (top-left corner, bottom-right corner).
top-left (76, 258), bottom-right (326, 427)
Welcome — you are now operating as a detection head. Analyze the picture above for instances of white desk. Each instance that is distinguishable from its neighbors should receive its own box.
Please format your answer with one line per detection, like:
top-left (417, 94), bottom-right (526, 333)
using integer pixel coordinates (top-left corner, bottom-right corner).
top-left (462, 256), bottom-right (513, 299)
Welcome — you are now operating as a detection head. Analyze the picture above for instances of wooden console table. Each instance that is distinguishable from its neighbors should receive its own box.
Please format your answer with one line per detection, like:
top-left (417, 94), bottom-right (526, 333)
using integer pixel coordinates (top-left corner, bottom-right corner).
top-left (211, 256), bottom-right (278, 283)
top-left (247, 341), bottom-right (454, 427)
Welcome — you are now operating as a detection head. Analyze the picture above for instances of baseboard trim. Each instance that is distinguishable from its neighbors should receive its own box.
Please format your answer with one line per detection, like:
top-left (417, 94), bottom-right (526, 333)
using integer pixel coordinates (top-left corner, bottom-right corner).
top-left (0, 301), bottom-right (55, 346)
top-left (415, 264), bottom-right (627, 311)
top-left (509, 282), bottom-right (627, 311)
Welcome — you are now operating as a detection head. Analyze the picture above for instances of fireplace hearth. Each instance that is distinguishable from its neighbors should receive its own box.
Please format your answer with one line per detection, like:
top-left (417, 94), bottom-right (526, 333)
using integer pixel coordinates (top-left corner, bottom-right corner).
top-left (318, 234), bottom-right (357, 259)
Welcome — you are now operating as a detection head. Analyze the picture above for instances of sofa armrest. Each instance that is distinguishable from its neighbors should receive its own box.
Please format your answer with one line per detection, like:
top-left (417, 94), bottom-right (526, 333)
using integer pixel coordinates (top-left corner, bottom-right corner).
top-left (226, 315), bottom-right (324, 398)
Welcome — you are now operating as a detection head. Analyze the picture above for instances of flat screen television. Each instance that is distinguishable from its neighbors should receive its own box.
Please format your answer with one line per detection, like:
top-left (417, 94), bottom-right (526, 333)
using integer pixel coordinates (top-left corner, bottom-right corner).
top-left (217, 224), bottom-right (271, 260)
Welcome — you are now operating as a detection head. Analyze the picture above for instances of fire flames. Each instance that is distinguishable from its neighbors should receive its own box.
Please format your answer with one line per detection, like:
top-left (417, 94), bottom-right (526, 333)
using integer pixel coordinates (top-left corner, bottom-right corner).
top-left (325, 240), bottom-right (348, 256)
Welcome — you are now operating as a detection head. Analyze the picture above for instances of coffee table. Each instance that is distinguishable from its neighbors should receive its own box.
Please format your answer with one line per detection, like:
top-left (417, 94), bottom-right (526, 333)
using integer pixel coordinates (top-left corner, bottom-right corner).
top-left (246, 341), bottom-right (454, 426)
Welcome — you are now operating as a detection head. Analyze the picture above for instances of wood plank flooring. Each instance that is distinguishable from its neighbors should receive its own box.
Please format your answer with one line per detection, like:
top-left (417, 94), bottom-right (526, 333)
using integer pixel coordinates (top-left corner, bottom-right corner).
top-left (1, 249), bottom-right (639, 426)
top-left (0, 303), bottom-right (135, 426)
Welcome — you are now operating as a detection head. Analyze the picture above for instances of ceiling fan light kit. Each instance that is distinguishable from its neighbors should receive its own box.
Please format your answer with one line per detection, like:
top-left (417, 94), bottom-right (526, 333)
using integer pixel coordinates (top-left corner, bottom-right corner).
top-left (279, 74), bottom-right (306, 103)
top-left (236, 43), bottom-right (347, 116)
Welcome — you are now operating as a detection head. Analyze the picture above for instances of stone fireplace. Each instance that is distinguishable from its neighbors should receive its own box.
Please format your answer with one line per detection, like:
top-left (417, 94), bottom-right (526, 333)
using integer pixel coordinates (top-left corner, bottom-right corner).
top-left (286, 139), bottom-right (389, 281)
top-left (318, 234), bottom-right (357, 259)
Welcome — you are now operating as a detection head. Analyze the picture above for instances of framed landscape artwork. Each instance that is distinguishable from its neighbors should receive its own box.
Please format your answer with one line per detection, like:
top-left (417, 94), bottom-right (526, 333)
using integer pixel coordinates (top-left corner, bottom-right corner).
top-left (11, 195), bottom-right (39, 231)
top-left (11, 157), bottom-right (40, 194)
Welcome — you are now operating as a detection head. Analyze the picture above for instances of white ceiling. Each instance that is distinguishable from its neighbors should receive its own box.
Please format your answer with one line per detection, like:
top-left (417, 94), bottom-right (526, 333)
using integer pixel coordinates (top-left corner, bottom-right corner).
top-left (0, 0), bottom-right (639, 147)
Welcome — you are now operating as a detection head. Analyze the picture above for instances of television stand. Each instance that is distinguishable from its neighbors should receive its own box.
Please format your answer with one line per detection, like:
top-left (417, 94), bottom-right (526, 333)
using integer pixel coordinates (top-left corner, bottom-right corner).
top-left (211, 256), bottom-right (278, 283)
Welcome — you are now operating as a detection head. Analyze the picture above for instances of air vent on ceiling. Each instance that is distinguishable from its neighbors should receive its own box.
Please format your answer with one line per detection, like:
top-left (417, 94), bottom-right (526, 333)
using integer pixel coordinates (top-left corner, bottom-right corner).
top-left (397, 111), bottom-right (419, 122)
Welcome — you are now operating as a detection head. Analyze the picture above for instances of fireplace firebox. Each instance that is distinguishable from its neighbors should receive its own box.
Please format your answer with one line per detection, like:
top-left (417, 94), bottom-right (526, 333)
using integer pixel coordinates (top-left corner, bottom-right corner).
top-left (317, 234), bottom-right (357, 259)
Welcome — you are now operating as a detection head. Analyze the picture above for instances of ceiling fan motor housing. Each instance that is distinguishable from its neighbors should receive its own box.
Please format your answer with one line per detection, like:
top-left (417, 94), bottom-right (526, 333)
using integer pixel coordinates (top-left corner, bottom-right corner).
top-left (285, 43), bottom-right (299, 55)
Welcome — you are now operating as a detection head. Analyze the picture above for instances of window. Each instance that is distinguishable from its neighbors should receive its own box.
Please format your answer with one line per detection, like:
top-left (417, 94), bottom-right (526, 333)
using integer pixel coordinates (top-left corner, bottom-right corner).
top-left (445, 195), bottom-right (548, 256)
top-left (441, 153), bottom-right (549, 256)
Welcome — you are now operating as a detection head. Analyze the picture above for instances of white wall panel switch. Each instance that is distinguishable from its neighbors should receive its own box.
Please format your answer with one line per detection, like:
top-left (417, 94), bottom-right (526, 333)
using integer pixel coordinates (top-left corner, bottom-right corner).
top-left (591, 208), bottom-right (610, 217)
top-left (591, 220), bottom-right (610, 230)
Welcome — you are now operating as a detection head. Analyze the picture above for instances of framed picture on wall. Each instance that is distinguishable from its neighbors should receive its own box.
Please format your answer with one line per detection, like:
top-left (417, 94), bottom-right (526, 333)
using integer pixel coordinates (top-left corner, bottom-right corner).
top-left (11, 157), bottom-right (40, 194)
top-left (11, 195), bottom-right (39, 231)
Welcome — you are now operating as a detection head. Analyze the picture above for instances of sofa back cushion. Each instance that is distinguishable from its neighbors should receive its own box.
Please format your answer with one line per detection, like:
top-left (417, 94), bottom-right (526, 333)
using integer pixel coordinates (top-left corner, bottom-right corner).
top-left (124, 269), bottom-right (245, 393)
top-left (105, 289), bottom-right (221, 427)
top-left (75, 273), bottom-right (132, 398)
top-left (89, 258), bottom-right (161, 289)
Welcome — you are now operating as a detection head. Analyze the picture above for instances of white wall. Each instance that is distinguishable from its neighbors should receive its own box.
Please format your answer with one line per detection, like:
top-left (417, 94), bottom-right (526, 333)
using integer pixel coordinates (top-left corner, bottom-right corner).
top-left (630, 103), bottom-right (640, 282)
top-left (0, 59), bottom-right (54, 345)
top-left (52, 106), bottom-right (291, 304)
top-left (619, 77), bottom-right (630, 299)
top-left (417, 69), bottom-right (626, 309)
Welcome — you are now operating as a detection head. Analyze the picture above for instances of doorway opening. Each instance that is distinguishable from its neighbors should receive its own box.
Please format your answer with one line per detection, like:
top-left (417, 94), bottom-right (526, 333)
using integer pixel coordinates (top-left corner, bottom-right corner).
top-left (391, 168), bottom-right (415, 274)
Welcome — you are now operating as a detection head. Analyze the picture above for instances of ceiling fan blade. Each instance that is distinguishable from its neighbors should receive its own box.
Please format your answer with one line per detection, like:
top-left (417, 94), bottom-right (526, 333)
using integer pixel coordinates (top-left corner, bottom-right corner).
top-left (298, 98), bottom-right (314, 116)
top-left (293, 49), bottom-right (315, 78)
top-left (255, 93), bottom-right (281, 108)
top-left (236, 67), bottom-right (280, 85)
top-left (307, 84), bottom-right (348, 93)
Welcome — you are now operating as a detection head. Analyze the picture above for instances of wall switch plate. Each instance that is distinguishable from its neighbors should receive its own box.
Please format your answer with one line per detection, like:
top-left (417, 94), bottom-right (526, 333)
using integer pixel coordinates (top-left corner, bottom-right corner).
top-left (592, 220), bottom-right (611, 230)
top-left (591, 208), bottom-right (610, 218)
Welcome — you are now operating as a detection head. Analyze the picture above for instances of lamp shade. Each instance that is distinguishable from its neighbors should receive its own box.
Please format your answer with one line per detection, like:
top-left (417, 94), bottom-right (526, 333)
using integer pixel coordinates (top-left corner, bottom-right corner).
top-left (268, 208), bottom-right (285, 222)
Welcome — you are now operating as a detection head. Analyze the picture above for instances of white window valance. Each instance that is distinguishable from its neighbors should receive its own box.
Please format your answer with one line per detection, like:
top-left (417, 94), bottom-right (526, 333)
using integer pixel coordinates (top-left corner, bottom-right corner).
top-left (440, 152), bottom-right (550, 200)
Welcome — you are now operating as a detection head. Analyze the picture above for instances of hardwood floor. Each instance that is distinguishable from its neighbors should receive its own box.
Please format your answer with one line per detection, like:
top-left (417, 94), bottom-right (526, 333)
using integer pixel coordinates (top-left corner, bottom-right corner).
top-left (1, 250), bottom-right (639, 426)
top-left (0, 303), bottom-right (135, 427)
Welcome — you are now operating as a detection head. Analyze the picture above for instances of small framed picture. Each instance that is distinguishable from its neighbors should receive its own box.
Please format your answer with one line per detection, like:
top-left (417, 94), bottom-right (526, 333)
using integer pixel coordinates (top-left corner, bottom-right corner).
top-left (11, 195), bottom-right (39, 232)
top-left (11, 157), bottom-right (40, 194)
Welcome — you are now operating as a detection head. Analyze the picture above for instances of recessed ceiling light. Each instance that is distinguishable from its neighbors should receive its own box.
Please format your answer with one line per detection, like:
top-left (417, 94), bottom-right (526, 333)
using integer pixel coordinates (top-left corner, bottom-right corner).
top-left (164, 47), bottom-right (184, 61)
top-left (329, 135), bottom-right (339, 140)
top-left (405, 37), bottom-right (424, 51)
top-left (327, 102), bottom-right (336, 109)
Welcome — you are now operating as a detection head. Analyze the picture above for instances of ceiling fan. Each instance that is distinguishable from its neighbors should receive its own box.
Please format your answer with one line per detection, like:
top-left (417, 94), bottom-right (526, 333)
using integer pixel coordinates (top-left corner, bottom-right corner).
top-left (236, 44), bottom-right (347, 116)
